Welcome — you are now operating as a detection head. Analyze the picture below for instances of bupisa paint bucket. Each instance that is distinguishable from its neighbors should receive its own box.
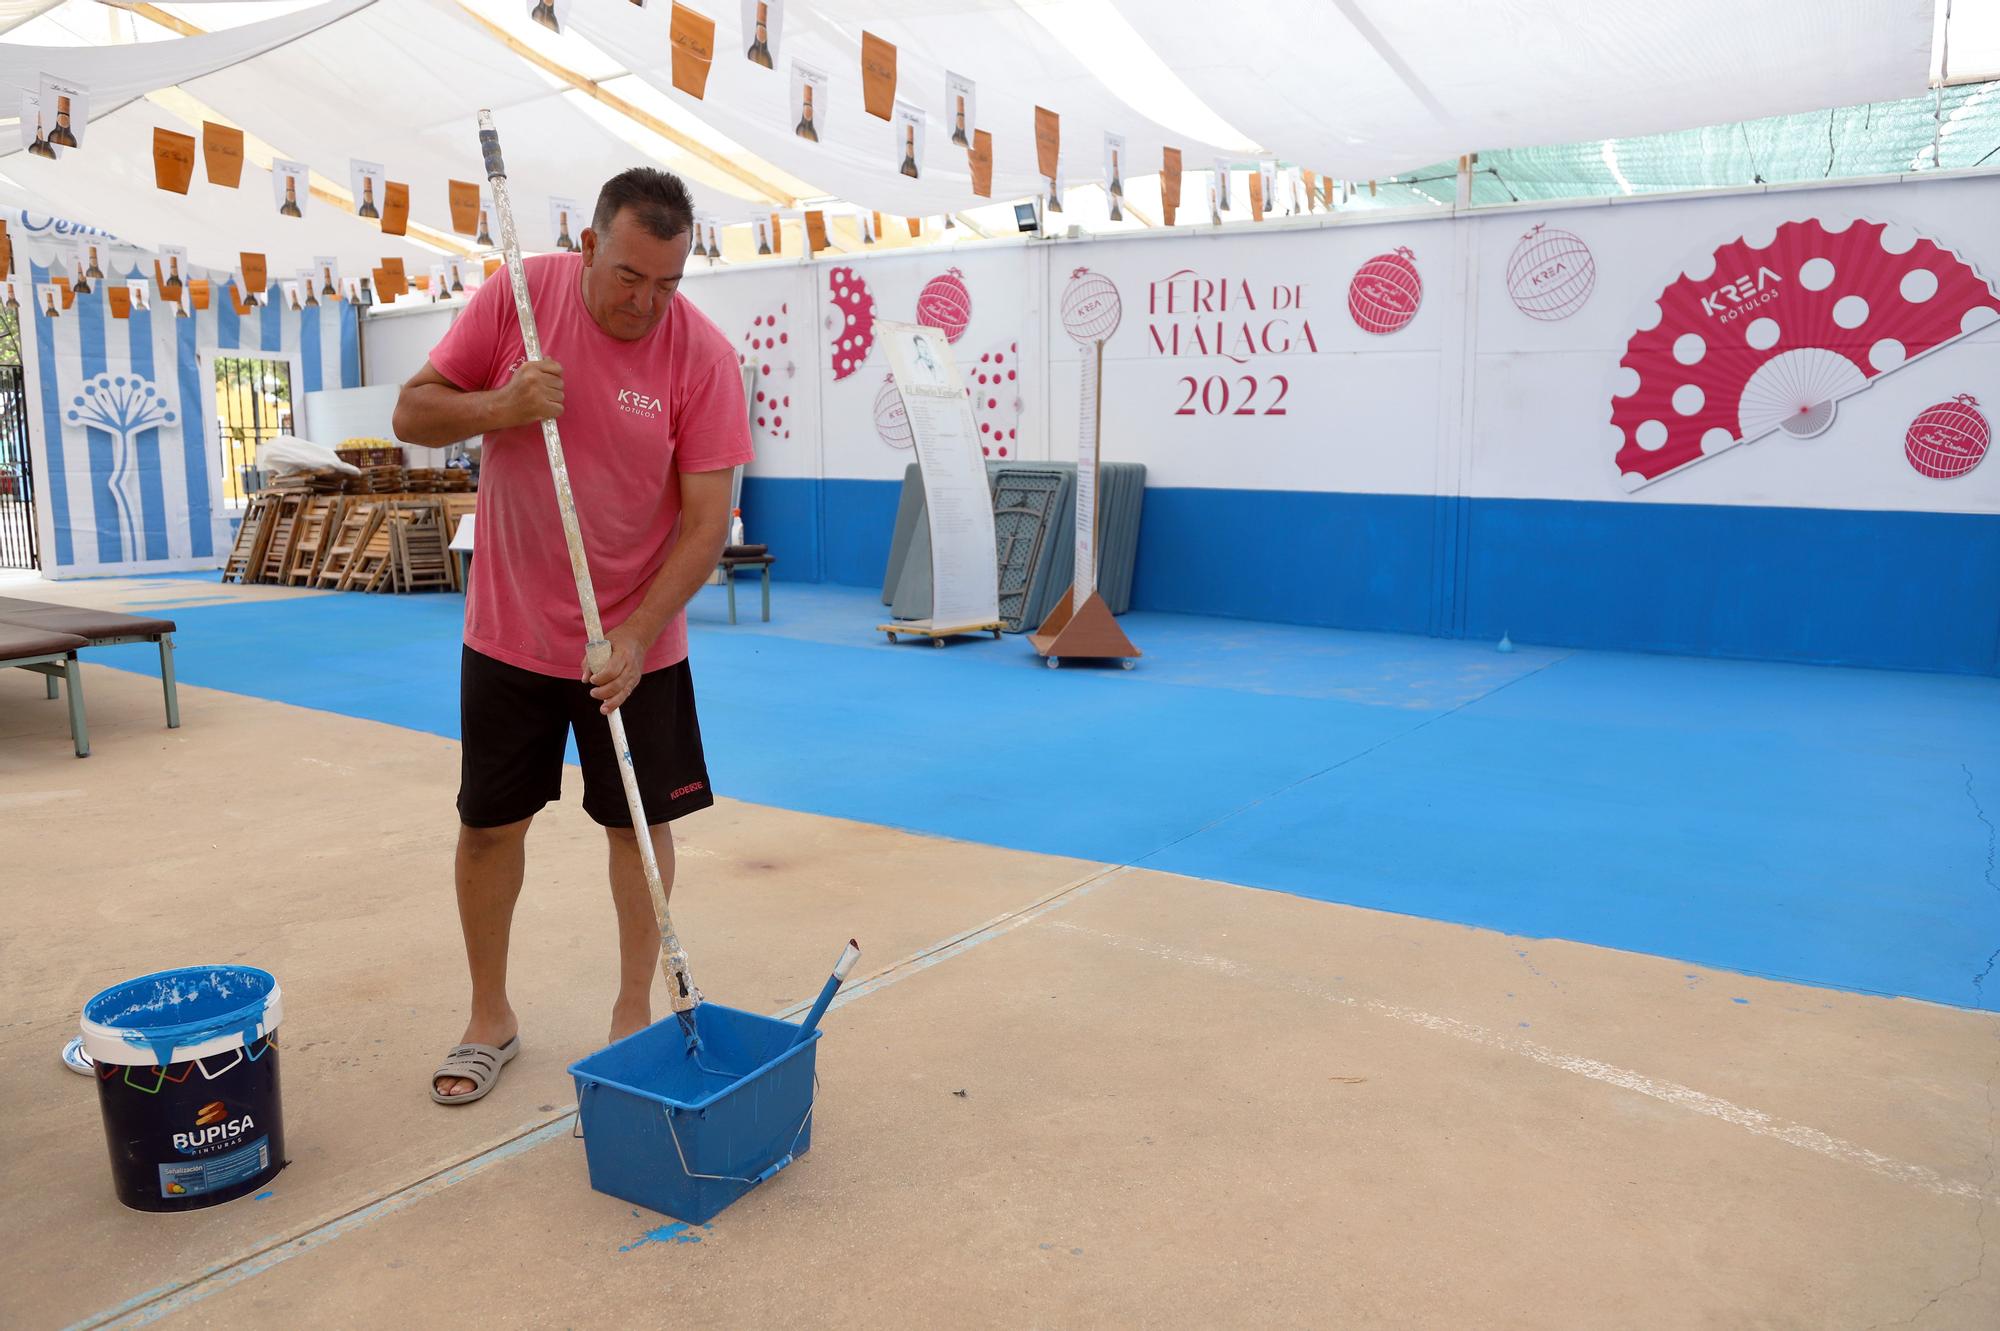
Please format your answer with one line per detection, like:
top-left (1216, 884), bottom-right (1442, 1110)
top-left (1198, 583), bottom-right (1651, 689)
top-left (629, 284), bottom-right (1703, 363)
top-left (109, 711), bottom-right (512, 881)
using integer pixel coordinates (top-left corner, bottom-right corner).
top-left (80, 966), bottom-right (287, 1212)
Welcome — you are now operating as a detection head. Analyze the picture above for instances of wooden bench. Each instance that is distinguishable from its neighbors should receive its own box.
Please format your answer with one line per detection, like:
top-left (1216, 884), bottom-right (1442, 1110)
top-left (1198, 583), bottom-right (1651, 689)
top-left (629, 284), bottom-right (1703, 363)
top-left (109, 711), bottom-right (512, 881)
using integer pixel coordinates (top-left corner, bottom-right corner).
top-left (0, 598), bottom-right (181, 756)
top-left (1, 623), bottom-right (91, 757)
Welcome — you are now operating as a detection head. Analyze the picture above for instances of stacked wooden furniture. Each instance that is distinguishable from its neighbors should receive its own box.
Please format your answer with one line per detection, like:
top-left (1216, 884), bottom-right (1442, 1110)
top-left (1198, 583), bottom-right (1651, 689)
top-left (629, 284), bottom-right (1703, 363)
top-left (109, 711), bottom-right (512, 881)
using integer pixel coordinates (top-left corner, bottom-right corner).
top-left (386, 502), bottom-right (454, 592)
top-left (286, 497), bottom-right (347, 585)
top-left (226, 434), bottom-right (474, 593)
top-left (222, 494), bottom-right (280, 583)
top-left (405, 468), bottom-right (473, 494)
top-left (314, 502), bottom-right (383, 590)
top-left (255, 495), bottom-right (310, 583)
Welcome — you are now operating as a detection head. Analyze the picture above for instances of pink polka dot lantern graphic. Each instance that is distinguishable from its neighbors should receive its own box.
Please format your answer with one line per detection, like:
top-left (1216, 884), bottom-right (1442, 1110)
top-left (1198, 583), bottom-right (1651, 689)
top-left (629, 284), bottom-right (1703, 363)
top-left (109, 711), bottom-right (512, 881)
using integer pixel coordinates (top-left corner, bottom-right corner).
top-left (1347, 247), bottom-right (1422, 334)
top-left (1905, 394), bottom-right (1989, 479)
top-left (1507, 224), bottom-right (1595, 321)
top-left (1060, 268), bottom-right (1122, 343)
top-left (916, 267), bottom-right (973, 343)
top-left (826, 266), bottom-right (877, 381)
top-left (970, 341), bottom-right (1022, 457)
top-left (739, 304), bottom-right (794, 443)
top-left (1611, 217), bottom-right (2000, 488)
top-left (873, 374), bottom-right (911, 449)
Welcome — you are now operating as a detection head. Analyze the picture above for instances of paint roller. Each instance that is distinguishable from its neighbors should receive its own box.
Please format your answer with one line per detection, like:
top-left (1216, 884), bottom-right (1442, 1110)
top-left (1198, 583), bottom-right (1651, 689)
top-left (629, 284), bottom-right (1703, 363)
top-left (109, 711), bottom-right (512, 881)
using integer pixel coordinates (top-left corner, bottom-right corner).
top-left (476, 110), bottom-right (704, 1054)
top-left (791, 940), bottom-right (861, 1047)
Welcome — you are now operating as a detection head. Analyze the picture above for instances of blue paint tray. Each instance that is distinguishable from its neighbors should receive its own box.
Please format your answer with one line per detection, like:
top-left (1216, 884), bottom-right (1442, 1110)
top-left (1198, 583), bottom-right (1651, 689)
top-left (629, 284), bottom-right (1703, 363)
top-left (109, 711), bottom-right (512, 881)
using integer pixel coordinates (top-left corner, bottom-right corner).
top-left (568, 1003), bottom-right (819, 1224)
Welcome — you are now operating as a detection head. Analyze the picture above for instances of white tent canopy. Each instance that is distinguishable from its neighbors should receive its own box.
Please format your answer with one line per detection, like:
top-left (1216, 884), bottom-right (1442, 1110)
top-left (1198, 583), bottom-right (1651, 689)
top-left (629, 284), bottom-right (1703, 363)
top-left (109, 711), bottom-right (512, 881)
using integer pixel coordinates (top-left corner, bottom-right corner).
top-left (0, 0), bottom-right (373, 126)
top-left (1108, 0), bottom-right (1936, 178)
top-left (0, 0), bottom-right (1970, 274)
top-left (568, 0), bottom-right (1244, 220)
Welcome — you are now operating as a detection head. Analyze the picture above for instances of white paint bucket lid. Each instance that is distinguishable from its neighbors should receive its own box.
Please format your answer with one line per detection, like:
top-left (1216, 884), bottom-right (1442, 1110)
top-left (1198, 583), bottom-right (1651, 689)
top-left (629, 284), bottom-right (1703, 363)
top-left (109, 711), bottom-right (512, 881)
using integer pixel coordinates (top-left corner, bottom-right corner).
top-left (79, 966), bottom-right (284, 1068)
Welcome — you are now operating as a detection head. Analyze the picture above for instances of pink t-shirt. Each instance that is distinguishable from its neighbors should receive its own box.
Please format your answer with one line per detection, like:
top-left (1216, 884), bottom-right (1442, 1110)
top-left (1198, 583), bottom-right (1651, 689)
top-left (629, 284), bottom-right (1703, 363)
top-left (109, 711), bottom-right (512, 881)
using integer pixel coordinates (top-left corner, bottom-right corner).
top-left (427, 252), bottom-right (752, 678)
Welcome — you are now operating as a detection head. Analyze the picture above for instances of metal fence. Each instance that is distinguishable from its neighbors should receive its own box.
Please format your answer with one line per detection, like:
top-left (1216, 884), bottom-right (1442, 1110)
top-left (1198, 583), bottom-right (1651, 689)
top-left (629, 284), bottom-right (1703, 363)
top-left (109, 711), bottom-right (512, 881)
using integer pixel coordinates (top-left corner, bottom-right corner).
top-left (0, 363), bottom-right (38, 570)
top-left (214, 354), bottom-right (293, 505)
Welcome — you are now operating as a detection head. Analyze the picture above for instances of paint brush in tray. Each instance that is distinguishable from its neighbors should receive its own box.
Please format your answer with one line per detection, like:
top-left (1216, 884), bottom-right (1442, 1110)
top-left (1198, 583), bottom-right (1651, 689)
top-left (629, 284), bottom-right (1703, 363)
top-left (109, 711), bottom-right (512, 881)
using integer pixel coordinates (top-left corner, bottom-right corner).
top-left (792, 941), bottom-right (861, 1047)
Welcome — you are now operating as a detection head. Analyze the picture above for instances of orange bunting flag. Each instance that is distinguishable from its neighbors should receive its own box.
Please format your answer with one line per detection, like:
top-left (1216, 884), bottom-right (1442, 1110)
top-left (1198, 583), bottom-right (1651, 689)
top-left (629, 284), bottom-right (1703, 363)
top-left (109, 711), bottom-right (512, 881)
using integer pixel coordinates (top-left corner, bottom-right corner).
top-left (379, 256), bottom-right (408, 299)
top-left (969, 130), bottom-right (993, 198)
top-left (860, 32), bottom-right (897, 119)
top-left (670, 5), bottom-right (717, 99)
top-left (202, 122), bottom-right (244, 188)
top-left (448, 180), bottom-right (481, 235)
top-left (153, 128), bottom-right (196, 194)
top-left (1034, 107), bottom-right (1060, 180)
top-left (381, 181), bottom-right (410, 236)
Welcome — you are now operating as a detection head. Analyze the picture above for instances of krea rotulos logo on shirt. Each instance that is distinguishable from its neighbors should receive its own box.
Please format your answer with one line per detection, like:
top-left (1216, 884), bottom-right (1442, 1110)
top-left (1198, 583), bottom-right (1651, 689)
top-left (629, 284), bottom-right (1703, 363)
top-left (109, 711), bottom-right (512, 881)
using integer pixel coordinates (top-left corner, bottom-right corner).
top-left (617, 388), bottom-right (663, 418)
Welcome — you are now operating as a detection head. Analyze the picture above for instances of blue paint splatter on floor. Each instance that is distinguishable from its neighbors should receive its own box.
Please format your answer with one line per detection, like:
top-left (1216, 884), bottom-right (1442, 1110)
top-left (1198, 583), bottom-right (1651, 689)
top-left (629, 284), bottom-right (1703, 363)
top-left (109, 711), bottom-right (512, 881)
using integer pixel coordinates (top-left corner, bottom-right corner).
top-left (619, 1221), bottom-right (707, 1251)
top-left (253, 1191), bottom-right (273, 1200)
top-left (1732, 997), bottom-right (1751, 1005)
top-left (49, 581), bottom-right (2000, 1010)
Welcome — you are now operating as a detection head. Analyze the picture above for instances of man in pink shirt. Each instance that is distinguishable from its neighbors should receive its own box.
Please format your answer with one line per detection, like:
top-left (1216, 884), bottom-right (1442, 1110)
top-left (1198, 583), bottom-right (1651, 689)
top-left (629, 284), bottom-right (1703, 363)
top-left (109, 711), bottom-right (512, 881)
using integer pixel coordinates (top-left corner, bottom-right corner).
top-left (394, 168), bottom-right (752, 1105)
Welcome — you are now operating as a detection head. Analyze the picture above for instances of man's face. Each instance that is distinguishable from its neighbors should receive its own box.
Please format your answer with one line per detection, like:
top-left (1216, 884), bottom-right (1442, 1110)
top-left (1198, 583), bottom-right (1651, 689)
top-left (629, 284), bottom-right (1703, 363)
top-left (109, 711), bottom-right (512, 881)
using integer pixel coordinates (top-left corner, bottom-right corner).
top-left (579, 209), bottom-right (692, 342)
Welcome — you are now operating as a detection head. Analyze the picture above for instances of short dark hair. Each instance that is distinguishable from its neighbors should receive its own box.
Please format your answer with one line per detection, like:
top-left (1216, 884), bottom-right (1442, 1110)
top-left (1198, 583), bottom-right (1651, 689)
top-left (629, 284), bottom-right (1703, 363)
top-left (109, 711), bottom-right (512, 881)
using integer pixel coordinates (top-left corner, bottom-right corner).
top-left (592, 167), bottom-right (695, 242)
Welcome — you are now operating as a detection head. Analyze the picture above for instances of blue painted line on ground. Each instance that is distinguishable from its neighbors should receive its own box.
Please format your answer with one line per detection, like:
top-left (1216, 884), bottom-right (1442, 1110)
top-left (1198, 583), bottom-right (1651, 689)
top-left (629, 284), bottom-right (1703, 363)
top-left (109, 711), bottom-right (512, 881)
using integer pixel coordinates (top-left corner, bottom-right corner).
top-left (44, 581), bottom-right (2000, 1010)
top-left (69, 869), bottom-right (1121, 1329)
top-left (84, 1117), bottom-right (576, 1329)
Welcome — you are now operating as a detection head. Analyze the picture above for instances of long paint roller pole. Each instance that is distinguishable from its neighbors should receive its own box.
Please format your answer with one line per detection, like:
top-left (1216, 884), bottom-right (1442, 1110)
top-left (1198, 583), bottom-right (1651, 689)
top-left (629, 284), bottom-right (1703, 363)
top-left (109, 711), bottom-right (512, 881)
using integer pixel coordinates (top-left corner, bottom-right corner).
top-left (791, 940), bottom-right (862, 1047)
top-left (477, 110), bottom-right (702, 1051)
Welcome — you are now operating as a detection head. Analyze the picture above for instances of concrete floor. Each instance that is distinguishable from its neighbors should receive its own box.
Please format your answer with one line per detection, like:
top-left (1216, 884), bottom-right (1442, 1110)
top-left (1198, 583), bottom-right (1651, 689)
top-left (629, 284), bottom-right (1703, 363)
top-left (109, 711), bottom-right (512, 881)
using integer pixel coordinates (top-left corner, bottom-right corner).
top-left (2, 580), bottom-right (1997, 1328)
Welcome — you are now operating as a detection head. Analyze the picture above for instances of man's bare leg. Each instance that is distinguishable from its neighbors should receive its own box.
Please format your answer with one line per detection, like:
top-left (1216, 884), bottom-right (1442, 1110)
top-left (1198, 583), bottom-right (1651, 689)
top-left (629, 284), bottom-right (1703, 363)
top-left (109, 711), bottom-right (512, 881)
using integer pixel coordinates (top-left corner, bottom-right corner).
top-left (606, 821), bottom-right (674, 1043)
top-left (435, 817), bottom-right (532, 1098)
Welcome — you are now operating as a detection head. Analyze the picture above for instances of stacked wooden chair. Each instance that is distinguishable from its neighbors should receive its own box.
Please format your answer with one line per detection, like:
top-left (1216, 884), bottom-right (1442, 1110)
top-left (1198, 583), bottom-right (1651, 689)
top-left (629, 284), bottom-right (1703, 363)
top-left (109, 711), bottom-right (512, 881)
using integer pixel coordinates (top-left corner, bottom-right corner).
top-left (285, 497), bottom-right (347, 586)
top-left (221, 494), bottom-right (279, 583)
top-left (386, 502), bottom-right (454, 592)
top-left (255, 495), bottom-right (309, 584)
top-left (316, 502), bottom-right (383, 590)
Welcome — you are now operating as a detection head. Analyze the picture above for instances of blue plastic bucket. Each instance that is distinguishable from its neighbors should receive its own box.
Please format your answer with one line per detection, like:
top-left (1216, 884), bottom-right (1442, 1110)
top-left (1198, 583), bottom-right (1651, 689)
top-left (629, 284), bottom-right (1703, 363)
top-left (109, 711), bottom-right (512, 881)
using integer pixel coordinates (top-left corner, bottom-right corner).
top-left (80, 966), bottom-right (287, 1212)
top-left (569, 1003), bottom-right (819, 1224)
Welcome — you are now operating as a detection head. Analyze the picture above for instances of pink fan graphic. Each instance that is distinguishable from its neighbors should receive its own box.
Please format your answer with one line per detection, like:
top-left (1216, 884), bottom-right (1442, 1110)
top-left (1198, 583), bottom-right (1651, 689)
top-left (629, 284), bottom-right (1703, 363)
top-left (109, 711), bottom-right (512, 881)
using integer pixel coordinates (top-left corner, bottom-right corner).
top-left (739, 303), bottom-right (794, 443)
top-left (1905, 394), bottom-right (1989, 479)
top-left (1348, 247), bottom-right (1422, 334)
top-left (873, 374), bottom-right (911, 449)
top-left (826, 266), bottom-right (877, 380)
top-left (1612, 217), bottom-right (1999, 488)
top-left (916, 267), bottom-right (973, 343)
top-left (970, 341), bottom-right (1022, 457)
top-left (1507, 224), bottom-right (1595, 321)
top-left (1060, 268), bottom-right (1122, 343)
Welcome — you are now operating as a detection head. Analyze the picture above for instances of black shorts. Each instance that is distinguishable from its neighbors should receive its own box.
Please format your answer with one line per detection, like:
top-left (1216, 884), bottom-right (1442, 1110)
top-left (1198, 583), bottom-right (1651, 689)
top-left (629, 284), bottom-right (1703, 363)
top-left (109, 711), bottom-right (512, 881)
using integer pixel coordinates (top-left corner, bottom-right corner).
top-left (457, 646), bottom-right (716, 829)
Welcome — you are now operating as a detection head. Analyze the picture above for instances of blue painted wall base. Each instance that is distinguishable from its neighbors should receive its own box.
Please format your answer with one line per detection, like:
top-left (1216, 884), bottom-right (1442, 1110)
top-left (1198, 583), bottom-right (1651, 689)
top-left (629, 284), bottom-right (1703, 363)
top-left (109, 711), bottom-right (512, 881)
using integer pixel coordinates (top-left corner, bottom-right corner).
top-left (734, 478), bottom-right (2000, 675)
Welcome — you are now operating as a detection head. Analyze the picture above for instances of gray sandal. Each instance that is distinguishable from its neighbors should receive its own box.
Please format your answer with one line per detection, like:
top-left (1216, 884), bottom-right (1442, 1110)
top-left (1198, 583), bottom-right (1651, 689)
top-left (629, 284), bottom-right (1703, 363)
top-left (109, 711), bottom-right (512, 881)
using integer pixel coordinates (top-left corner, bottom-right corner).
top-left (430, 1034), bottom-right (521, 1105)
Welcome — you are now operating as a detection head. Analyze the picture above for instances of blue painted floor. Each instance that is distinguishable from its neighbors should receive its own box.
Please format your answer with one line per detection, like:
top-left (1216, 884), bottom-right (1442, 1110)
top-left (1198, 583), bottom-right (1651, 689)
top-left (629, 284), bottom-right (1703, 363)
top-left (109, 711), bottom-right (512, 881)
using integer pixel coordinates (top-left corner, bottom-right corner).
top-left (47, 577), bottom-right (2000, 1010)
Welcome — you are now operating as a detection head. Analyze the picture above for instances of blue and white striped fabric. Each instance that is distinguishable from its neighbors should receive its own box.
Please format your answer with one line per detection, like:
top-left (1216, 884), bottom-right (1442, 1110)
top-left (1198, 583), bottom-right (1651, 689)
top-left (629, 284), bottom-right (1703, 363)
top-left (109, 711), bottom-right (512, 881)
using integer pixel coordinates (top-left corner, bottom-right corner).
top-left (24, 260), bottom-right (360, 575)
